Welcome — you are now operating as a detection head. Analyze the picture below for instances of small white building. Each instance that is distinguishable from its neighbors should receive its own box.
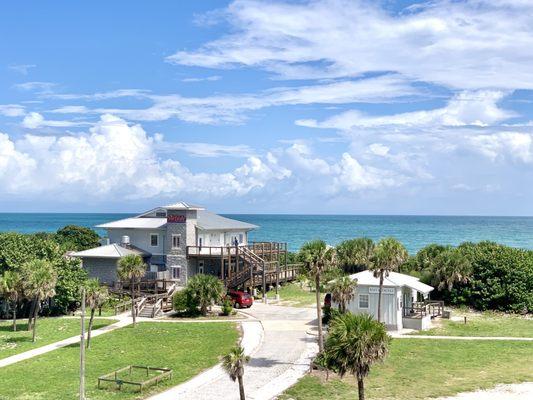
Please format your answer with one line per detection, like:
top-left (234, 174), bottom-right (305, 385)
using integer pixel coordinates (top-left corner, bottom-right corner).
top-left (338, 270), bottom-right (436, 331)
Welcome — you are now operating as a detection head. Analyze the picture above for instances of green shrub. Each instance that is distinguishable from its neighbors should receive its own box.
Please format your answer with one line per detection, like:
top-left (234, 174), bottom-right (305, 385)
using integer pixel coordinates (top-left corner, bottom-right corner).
top-left (172, 289), bottom-right (199, 316)
top-left (221, 298), bottom-right (233, 316)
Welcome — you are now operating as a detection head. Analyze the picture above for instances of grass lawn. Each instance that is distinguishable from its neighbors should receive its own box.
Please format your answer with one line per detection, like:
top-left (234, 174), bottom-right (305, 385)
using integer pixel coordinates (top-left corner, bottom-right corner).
top-left (0, 317), bottom-right (115, 359)
top-left (411, 312), bottom-right (533, 337)
top-left (281, 339), bottom-right (533, 400)
top-left (269, 283), bottom-right (318, 307)
top-left (0, 321), bottom-right (238, 400)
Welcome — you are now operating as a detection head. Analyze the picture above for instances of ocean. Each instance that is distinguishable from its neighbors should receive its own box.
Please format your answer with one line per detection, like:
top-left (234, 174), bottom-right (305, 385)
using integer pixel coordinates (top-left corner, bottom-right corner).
top-left (0, 213), bottom-right (532, 254)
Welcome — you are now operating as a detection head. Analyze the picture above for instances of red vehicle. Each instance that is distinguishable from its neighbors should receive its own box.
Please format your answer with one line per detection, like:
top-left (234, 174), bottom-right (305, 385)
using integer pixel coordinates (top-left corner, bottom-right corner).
top-left (227, 290), bottom-right (254, 309)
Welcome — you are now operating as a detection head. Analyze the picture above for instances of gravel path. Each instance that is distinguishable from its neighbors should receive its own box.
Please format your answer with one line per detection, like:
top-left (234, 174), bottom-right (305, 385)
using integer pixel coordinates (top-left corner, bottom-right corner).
top-left (149, 303), bottom-right (317, 400)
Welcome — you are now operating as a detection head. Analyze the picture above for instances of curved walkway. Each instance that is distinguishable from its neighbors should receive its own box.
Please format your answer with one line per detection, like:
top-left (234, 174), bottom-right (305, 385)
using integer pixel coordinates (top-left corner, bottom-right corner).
top-left (149, 303), bottom-right (317, 400)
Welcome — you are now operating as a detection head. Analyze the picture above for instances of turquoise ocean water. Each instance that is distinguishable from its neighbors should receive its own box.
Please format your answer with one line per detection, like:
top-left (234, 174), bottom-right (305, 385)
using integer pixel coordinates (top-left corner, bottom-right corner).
top-left (0, 213), bottom-right (531, 254)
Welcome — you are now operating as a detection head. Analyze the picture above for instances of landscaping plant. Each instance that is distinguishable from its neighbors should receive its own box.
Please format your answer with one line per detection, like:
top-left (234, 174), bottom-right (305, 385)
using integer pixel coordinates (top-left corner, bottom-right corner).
top-left (222, 345), bottom-right (250, 400)
top-left (0, 270), bottom-right (22, 331)
top-left (117, 254), bottom-right (146, 327)
top-left (84, 279), bottom-right (109, 348)
top-left (325, 313), bottom-right (391, 400)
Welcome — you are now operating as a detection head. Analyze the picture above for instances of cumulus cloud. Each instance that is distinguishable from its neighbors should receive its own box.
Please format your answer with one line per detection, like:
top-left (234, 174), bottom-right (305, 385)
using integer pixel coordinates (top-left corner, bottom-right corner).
top-left (169, 0), bottom-right (533, 90)
top-left (468, 132), bottom-right (533, 163)
top-left (14, 81), bottom-right (56, 93)
top-left (1, 115), bottom-right (292, 200)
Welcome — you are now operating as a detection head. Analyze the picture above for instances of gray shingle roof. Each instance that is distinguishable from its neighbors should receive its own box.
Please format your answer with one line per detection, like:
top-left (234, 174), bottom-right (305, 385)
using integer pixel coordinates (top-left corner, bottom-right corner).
top-left (196, 210), bottom-right (258, 231)
top-left (71, 244), bottom-right (150, 258)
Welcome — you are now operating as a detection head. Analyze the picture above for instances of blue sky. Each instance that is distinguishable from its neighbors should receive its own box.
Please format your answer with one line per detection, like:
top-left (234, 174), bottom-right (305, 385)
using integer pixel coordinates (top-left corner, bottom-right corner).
top-left (1, 0), bottom-right (533, 215)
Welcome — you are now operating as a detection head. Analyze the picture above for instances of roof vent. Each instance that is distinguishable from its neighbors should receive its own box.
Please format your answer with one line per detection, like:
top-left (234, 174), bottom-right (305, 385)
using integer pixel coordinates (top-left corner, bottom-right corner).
top-left (121, 235), bottom-right (130, 247)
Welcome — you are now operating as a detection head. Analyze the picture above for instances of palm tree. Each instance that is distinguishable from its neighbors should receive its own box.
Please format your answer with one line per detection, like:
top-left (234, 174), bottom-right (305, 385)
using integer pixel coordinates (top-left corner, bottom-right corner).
top-left (328, 275), bottom-right (357, 313)
top-left (370, 237), bottom-right (408, 323)
top-left (0, 270), bottom-right (22, 331)
top-left (21, 259), bottom-right (57, 342)
top-left (222, 346), bottom-right (250, 400)
top-left (325, 313), bottom-right (391, 400)
top-left (432, 249), bottom-right (472, 291)
top-left (187, 274), bottom-right (225, 316)
top-left (117, 254), bottom-right (146, 327)
top-left (299, 240), bottom-right (336, 352)
top-left (85, 279), bottom-right (109, 348)
top-left (336, 238), bottom-right (375, 273)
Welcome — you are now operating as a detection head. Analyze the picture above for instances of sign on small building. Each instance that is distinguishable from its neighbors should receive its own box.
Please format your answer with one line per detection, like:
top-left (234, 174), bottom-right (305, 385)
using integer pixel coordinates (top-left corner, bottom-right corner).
top-left (369, 287), bottom-right (395, 294)
top-left (167, 215), bottom-right (186, 223)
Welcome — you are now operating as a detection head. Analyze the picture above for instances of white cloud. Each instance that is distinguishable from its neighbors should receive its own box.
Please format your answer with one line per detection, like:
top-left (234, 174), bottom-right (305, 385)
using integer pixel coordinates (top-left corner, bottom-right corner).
top-left (297, 90), bottom-right (515, 131)
top-left (47, 75), bottom-right (418, 125)
top-left (468, 132), bottom-right (533, 163)
top-left (14, 81), bottom-right (56, 93)
top-left (8, 64), bottom-right (36, 75)
top-left (182, 75), bottom-right (221, 82)
top-left (1, 115), bottom-right (292, 200)
top-left (21, 112), bottom-right (90, 129)
top-left (169, 0), bottom-right (533, 90)
top-left (0, 104), bottom-right (25, 117)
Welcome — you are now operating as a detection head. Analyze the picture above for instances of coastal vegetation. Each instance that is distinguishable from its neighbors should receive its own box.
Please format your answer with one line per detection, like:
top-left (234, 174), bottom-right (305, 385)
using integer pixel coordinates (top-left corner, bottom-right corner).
top-left (0, 322), bottom-right (238, 400)
top-left (222, 345), bottom-right (250, 400)
top-left (172, 273), bottom-right (225, 316)
top-left (117, 254), bottom-right (146, 327)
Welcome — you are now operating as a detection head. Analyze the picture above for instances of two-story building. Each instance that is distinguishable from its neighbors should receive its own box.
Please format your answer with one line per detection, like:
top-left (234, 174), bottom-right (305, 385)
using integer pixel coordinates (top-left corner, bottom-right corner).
top-left (72, 202), bottom-right (291, 294)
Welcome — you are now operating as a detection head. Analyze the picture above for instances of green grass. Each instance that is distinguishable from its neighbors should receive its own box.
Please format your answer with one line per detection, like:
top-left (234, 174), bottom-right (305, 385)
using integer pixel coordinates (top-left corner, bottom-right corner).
top-left (411, 312), bottom-right (533, 337)
top-left (0, 321), bottom-right (238, 400)
top-left (281, 339), bottom-right (533, 400)
top-left (0, 317), bottom-right (115, 359)
top-left (269, 283), bottom-right (318, 307)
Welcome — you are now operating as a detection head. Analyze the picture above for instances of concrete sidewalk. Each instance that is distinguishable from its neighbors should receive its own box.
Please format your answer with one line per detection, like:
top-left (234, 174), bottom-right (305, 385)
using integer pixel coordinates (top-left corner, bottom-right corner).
top-left (0, 314), bottom-right (132, 368)
top-left (149, 303), bottom-right (318, 400)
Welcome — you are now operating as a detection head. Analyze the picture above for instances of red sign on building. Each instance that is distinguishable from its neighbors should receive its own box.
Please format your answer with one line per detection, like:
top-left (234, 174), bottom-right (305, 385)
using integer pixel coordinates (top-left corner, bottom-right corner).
top-left (167, 215), bottom-right (186, 223)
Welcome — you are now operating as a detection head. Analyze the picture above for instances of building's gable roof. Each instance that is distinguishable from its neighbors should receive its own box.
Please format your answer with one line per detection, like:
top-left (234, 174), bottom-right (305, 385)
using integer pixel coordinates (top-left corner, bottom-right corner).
top-left (71, 244), bottom-right (150, 259)
top-left (196, 210), bottom-right (258, 231)
top-left (349, 270), bottom-right (434, 294)
top-left (96, 217), bottom-right (167, 229)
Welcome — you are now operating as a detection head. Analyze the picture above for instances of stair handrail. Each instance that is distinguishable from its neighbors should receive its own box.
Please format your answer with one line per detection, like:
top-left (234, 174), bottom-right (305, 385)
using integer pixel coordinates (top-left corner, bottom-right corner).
top-left (152, 298), bottom-right (163, 318)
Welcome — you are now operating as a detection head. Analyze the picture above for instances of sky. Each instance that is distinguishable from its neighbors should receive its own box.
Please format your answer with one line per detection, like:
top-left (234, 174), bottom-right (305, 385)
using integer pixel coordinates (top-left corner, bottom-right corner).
top-left (1, 0), bottom-right (533, 215)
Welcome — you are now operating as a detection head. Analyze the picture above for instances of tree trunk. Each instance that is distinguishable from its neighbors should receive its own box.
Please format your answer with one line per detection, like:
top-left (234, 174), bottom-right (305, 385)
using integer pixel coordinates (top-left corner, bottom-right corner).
top-left (12, 300), bottom-right (17, 332)
top-left (357, 377), bottom-right (365, 400)
top-left (87, 308), bottom-right (95, 349)
top-left (377, 272), bottom-right (384, 323)
top-left (131, 279), bottom-right (136, 327)
top-left (27, 298), bottom-right (36, 331)
top-left (237, 375), bottom-right (246, 400)
top-left (315, 275), bottom-right (324, 352)
top-left (32, 299), bottom-right (40, 342)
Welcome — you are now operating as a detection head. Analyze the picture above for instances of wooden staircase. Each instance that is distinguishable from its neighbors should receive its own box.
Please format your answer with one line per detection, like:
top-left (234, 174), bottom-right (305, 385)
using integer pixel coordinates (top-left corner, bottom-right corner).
top-left (224, 246), bottom-right (266, 289)
top-left (136, 282), bottom-right (178, 318)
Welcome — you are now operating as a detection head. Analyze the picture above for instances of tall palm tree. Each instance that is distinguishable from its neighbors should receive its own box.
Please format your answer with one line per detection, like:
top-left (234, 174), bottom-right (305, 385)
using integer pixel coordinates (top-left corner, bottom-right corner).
top-left (432, 249), bottom-right (472, 291)
top-left (328, 275), bottom-right (357, 313)
top-left (325, 313), bottom-right (391, 400)
top-left (299, 240), bottom-right (336, 352)
top-left (85, 279), bottom-right (109, 348)
top-left (187, 274), bottom-right (225, 316)
top-left (21, 259), bottom-right (57, 342)
top-left (370, 237), bottom-right (408, 323)
top-left (117, 254), bottom-right (146, 327)
top-left (0, 270), bottom-right (22, 331)
top-left (222, 346), bottom-right (250, 400)
top-left (336, 238), bottom-right (375, 273)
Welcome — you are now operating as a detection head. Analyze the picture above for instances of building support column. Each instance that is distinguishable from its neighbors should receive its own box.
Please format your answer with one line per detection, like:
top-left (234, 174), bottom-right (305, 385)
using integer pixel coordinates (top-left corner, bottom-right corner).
top-left (262, 261), bottom-right (267, 303)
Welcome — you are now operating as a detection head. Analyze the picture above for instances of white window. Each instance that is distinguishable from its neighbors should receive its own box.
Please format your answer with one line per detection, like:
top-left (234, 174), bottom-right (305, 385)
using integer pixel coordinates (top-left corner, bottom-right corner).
top-left (172, 234), bottom-right (181, 249)
top-left (170, 266), bottom-right (181, 280)
top-left (359, 294), bottom-right (369, 309)
top-left (150, 233), bottom-right (159, 247)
